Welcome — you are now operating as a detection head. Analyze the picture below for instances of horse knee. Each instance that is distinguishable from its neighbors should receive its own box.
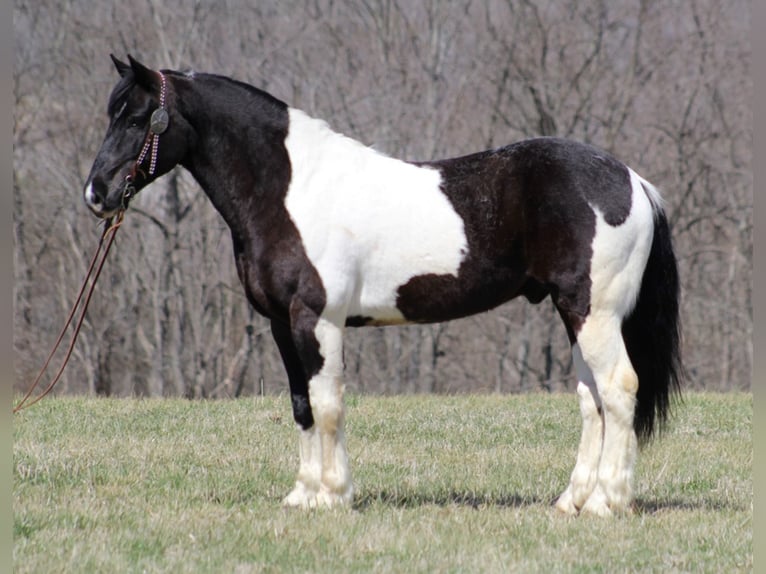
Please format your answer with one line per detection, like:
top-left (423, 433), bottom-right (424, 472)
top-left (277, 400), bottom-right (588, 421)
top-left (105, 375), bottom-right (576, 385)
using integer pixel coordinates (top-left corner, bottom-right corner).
top-left (290, 393), bottom-right (314, 430)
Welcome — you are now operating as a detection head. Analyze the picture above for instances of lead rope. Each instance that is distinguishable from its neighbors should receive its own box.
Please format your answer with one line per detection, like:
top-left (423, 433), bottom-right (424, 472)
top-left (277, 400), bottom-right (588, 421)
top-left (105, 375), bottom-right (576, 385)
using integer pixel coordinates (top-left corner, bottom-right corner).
top-left (15, 72), bottom-right (168, 413)
top-left (13, 211), bottom-right (125, 413)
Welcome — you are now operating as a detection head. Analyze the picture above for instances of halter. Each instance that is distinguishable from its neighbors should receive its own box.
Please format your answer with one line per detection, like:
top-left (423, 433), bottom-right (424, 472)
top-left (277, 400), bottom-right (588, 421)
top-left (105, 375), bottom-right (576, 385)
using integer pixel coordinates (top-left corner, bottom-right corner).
top-left (15, 69), bottom-right (169, 412)
top-left (122, 72), bottom-right (169, 208)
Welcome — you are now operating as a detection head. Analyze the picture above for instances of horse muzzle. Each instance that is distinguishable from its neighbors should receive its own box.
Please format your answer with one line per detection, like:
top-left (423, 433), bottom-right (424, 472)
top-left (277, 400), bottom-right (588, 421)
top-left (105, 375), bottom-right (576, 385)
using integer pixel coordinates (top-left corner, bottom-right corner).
top-left (83, 179), bottom-right (123, 219)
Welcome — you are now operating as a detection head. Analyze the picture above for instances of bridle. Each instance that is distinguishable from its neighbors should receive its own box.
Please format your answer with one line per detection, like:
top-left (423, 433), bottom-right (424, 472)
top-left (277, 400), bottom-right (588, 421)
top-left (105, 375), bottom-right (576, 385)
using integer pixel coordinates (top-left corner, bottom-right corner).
top-left (122, 72), bottom-right (170, 208)
top-left (13, 71), bottom-right (171, 413)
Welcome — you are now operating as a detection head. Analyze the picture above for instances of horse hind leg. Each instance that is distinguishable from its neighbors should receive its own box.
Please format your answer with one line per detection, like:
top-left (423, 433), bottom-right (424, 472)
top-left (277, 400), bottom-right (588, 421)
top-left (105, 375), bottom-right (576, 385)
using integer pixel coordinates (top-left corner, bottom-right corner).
top-left (555, 343), bottom-right (604, 515)
top-left (575, 317), bottom-right (638, 516)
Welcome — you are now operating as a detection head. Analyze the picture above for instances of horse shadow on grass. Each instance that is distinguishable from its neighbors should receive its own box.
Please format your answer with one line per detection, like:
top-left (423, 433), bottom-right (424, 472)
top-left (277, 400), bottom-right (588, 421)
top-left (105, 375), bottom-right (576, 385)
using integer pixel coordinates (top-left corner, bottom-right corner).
top-left (352, 490), bottom-right (749, 515)
top-left (632, 497), bottom-right (750, 515)
top-left (352, 489), bottom-right (552, 511)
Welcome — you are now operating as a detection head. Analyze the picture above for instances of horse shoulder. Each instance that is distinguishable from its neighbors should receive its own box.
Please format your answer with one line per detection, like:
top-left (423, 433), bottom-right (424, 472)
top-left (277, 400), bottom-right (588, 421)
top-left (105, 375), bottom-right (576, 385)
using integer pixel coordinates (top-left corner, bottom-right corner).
top-left (283, 110), bottom-right (469, 321)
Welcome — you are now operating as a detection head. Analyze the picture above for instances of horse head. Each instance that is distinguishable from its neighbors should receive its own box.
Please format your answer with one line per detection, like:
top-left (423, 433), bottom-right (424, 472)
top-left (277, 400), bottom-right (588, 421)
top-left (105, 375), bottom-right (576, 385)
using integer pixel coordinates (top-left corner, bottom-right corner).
top-left (83, 55), bottom-right (191, 218)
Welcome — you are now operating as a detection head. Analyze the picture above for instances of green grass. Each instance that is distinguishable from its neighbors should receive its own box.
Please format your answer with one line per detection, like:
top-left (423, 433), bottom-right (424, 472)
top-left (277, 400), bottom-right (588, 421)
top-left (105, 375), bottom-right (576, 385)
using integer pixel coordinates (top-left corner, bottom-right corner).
top-left (14, 393), bottom-right (752, 573)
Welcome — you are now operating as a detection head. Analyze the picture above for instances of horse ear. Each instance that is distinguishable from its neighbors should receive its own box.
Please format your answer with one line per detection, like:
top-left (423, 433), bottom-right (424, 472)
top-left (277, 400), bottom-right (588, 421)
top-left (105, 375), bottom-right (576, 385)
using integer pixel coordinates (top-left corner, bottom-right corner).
top-left (110, 54), bottom-right (131, 77)
top-left (127, 54), bottom-right (161, 93)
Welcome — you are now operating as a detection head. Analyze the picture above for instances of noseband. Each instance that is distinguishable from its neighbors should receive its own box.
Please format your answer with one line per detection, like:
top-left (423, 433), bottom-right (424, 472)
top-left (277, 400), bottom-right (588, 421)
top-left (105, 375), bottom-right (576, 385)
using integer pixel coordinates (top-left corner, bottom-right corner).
top-left (122, 72), bottom-right (169, 208)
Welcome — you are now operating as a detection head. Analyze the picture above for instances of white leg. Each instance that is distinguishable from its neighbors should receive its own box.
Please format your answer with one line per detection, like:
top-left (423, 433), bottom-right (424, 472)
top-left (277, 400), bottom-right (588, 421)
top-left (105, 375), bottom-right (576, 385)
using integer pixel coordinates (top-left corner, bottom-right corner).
top-left (279, 314), bottom-right (352, 510)
top-left (282, 425), bottom-right (322, 508)
top-left (309, 373), bottom-right (353, 507)
top-left (576, 318), bottom-right (638, 516)
top-left (581, 347), bottom-right (637, 516)
top-left (309, 318), bottom-right (353, 507)
top-left (556, 345), bottom-right (604, 515)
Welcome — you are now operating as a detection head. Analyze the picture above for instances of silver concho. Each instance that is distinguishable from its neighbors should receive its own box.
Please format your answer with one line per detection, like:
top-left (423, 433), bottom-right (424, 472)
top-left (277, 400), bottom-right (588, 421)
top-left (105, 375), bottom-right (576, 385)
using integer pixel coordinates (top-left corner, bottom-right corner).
top-left (150, 107), bottom-right (169, 134)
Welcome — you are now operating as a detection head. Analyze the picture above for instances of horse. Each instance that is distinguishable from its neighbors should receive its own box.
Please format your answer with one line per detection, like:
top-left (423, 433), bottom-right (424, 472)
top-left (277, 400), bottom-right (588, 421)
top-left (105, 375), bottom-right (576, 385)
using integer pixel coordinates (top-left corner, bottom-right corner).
top-left (83, 55), bottom-right (682, 516)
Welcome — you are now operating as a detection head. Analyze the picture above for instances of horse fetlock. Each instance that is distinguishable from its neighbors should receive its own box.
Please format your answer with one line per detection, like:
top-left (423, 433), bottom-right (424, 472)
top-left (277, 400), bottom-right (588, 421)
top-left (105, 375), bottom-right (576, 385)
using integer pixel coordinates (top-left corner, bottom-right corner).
top-left (554, 464), bottom-right (598, 516)
top-left (580, 486), bottom-right (612, 517)
top-left (282, 480), bottom-right (319, 509)
top-left (603, 474), bottom-right (633, 512)
top-left (569, 469), bottom-right (598, 508)
top-left (321, 460), bottom-right (352, 490)
top-left (318, 479), bottom-right (354, 507)
top-left (283, 480), bottom-right (353, 510)
top-left (554, 487), bottom-right (579, 515)
top-left (578, 470), bottom-right (634, 517)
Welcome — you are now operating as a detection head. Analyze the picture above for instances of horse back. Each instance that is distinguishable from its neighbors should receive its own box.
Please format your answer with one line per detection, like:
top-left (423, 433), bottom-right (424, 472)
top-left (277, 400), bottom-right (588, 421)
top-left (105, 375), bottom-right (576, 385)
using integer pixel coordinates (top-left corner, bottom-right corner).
top-left (400, 138), bottom-right (635, 323)
top-left (283, 114), bottom-right (636, 327)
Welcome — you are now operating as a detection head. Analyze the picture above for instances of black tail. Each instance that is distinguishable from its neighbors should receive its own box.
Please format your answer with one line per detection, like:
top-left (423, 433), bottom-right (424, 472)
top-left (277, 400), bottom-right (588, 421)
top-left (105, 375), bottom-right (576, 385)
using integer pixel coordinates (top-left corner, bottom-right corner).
top-left (622, 205), bottom-right (683, 443)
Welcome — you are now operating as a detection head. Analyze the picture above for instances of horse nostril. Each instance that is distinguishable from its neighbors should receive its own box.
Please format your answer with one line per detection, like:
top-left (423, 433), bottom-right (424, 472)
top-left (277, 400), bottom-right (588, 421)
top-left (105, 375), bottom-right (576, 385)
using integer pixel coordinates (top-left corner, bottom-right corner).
top-left (84, 183), bottom-right (97, 205)
top-left (84, 181), bottom-right (106, 211)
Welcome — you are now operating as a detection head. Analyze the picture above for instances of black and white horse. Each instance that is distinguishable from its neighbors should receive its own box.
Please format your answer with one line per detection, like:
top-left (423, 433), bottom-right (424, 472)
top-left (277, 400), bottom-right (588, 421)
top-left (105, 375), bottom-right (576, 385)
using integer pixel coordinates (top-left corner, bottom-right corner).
top-left (84, 56), bottom-right (681, 516)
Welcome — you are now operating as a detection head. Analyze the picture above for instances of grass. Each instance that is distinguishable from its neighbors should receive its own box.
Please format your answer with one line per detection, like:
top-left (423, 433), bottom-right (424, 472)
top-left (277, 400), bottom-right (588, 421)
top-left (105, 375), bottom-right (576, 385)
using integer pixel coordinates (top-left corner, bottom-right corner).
top-left (13, 392), bottom-right (752, 573)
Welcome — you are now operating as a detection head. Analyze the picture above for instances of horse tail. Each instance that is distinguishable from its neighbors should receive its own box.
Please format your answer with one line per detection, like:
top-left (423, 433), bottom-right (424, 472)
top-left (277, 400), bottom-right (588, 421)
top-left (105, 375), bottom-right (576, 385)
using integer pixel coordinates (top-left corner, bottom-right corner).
top-left (622, 178), bottom-right (683, 443)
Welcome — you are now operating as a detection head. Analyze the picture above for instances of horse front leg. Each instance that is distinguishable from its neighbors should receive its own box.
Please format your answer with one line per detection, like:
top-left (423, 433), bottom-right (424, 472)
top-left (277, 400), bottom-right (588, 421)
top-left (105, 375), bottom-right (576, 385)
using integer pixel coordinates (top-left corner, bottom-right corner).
top-left (308, 317), bottom-right (353, 507)
top-left (271, 318), bottom-right (322, 508)
top-left (271, 309), bottom-right (352, 509)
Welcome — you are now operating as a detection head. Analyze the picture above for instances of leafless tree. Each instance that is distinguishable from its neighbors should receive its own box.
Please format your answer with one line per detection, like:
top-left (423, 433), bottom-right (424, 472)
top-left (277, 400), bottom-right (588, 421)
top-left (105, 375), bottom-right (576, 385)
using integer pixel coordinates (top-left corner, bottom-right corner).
top-left (13, 0), bottom-right (751, 399)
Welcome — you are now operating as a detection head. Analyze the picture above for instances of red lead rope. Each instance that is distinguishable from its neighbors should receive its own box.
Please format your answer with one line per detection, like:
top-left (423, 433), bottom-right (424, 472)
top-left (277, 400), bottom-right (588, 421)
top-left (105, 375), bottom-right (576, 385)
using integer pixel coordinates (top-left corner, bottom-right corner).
top-left (13, 211), bottom-right (125, 413)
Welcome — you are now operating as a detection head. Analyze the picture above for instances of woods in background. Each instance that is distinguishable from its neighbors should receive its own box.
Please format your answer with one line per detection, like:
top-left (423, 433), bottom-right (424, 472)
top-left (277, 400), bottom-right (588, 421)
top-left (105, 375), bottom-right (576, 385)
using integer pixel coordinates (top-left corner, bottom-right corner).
top-left (14, 0), bottom-right (751, 397)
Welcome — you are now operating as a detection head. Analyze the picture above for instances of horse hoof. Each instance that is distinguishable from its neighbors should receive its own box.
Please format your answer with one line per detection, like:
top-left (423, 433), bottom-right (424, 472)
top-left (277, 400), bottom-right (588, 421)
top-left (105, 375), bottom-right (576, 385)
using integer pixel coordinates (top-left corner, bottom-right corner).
top-left (282, 483), bottom-right (318, 509)
top-left (315, 485), bottom-right (353, 509)
top-left (554, 490), bottom-right (579, 516)
top-left (282, 483), bottom-right (353, 510)
top-left (580, 489), bottom-right (613, 517)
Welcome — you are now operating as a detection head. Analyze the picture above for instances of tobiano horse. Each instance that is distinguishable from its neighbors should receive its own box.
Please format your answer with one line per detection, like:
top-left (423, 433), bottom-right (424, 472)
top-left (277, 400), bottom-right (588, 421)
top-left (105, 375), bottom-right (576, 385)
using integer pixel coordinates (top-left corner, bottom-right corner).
top-left (84, 56), bottom-right (682, 516)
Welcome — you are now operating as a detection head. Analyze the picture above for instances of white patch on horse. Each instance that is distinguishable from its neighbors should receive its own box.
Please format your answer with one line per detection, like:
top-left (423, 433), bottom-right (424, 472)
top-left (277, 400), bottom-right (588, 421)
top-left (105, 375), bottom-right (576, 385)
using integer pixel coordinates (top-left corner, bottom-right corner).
top-left (588, 168), bottom-right (655, 319)
top-left (283, 109), bottom-right (468, 324)
top-left (635, 171), bottom-right (664, 212)
top-left (567, 169), bottom-right (656, 515)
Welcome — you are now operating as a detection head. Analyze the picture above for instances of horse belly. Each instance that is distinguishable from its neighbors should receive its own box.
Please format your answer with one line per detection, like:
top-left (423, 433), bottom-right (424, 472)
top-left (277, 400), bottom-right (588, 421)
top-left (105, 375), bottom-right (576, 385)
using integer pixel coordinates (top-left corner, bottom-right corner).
top-left (338, 209), bottom-right (473, 326)
top-left (392, 263), bottom-right (530, 324)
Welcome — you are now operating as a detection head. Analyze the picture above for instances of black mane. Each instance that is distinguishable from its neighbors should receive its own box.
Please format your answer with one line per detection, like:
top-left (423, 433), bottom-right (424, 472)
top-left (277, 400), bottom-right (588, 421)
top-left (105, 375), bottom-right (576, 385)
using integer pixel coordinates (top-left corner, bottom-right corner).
top-left (190, 72), bottom-right (288, 110)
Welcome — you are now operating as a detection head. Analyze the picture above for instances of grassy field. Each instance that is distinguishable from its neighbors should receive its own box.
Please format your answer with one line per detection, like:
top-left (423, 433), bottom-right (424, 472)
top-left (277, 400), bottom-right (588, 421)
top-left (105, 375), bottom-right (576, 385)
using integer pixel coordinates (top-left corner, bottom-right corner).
top-left (13, 392), bottom-right (751, 573)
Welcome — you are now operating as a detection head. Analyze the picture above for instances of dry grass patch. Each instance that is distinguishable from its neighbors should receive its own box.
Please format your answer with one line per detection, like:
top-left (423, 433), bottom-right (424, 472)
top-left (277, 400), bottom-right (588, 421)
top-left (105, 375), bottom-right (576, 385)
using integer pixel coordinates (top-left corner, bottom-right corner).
top-left (14, 392), bottom-right (751, 572)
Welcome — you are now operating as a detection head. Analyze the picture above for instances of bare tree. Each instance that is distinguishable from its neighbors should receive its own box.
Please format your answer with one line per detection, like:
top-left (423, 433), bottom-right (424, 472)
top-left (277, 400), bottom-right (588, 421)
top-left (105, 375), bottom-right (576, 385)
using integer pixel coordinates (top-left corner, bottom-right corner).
top-left (13, 0), bottom-right (751, 399)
